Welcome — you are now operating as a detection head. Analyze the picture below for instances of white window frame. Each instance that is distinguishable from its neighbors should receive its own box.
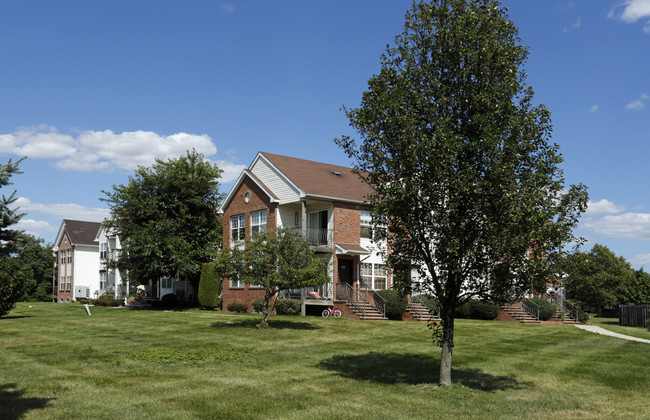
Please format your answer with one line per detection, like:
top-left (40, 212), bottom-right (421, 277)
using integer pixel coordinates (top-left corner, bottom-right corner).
top-left (359, 263), bottom-right (388, 290)
top-left (99, 271), bottom-right (107, 290)
top-left (231, 214), bottom-right (246, 244)
top-left (251, 210), bottom-right (267, 237)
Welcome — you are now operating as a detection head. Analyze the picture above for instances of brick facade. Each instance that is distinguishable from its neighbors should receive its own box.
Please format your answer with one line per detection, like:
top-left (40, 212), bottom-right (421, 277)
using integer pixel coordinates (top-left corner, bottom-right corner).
top-left (56, 235), bottom-right (74, 302)
top-left (221, 175), bottom-right (277, 312)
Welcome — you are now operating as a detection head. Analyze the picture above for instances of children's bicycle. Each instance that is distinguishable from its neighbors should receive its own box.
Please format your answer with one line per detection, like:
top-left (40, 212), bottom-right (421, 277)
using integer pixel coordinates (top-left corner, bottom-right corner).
top-left (322, 305), bottom-right (341, 318)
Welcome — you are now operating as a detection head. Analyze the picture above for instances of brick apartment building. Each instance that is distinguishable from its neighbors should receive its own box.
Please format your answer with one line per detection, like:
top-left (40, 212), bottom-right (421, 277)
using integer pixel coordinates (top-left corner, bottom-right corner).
top-left (219, 152), bottom-right (393, 317)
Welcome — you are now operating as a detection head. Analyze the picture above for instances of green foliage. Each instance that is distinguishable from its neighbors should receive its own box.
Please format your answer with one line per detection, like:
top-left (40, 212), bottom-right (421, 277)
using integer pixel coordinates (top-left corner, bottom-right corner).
top-left (617, 268), bottom-right (650, 305)
top-left (414, 294), bottom-right (440, 310)
top-left (102, 150), bottom-right (223, 292)
top-left (274, 299), bottom-right (300, 315)
top-left (0, 257), bottom-right (30, 317)
top-left (232, 227), bottom-right (330, 328)
top-left (375, 289), bottom-right (408, 320)
top-left (1, 233), bottom-right (53, 302)
top-left (252, 297), bottom-right (265, 313)
top-left (0, 157), bottom-right (25, 245)
top-left (92, 294), bottom-right (122, 307)
top-left (525, 298), bottom-right (555, 321)
top-left (455, 300), bottom-right (500, 320)
top-left (562, 244), bottom-right (636, 312)
top-left (77, 299), bottom-right (90, 305)
top-left (227, 302), bottom-right (248, 313)
top-left (335, 0), bottom-right (588, 386)
top-left (198, 263), bottom-right (220, 309)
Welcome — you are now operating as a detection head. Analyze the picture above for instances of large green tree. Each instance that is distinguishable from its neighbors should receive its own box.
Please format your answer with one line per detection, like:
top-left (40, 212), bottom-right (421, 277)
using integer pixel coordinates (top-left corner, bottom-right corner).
top-left (562, 244), bottom-right (638, 312)
top-left (336, 0), bottom-right (587, 386)
top-left (232, 227), bottom-right (330, 329)
top-left (1, 233), bottom-right (53, 302)
top-left (102, 150), bottom-right (223, 297)
top-left (0, 157), bottom-right (29, 317)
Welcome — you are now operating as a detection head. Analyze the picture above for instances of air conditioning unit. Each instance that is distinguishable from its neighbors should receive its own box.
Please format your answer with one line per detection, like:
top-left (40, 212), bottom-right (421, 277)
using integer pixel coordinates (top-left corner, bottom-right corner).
top-left (75, 286), bottom-right (90, 298)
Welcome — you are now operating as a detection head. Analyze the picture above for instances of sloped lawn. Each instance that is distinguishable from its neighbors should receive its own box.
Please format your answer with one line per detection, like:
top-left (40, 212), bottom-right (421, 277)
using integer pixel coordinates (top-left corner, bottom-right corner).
top-left (1, 302), bottom-right (648, 419)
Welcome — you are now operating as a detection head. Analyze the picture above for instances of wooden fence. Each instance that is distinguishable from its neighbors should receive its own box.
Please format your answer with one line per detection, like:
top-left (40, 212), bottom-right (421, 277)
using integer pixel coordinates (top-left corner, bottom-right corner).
top-left (619, 305), bottom-right (649, 327)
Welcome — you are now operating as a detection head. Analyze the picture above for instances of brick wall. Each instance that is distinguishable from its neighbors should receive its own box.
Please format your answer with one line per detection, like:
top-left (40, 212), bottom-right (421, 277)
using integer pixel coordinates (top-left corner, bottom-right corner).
top-left (333, 202), bottom-right (364, 245)
top-left (221, 175), bottom-right (277, 311)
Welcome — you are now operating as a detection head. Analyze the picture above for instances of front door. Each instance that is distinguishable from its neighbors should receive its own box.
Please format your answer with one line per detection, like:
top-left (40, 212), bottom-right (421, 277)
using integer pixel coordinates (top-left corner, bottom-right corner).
top-left (338, 259), bottom-right (353, 285)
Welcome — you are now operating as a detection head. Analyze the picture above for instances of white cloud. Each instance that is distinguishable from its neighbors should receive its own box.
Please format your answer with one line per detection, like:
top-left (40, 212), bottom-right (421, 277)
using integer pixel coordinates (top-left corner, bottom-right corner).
top-left (626, 93), bottom-right (649, 110)
top-left (0, 125), bottom-right (251, 173)
top-left (13, 197), bottom-right (110, 221)
top-left (630, 253), bottom-right (650, 267)
top-left (12, 218), bottom-right (59, 240)
top-left (564, 17), bottom-right (582, 33)
top-left (589, 104), bottom-right (599, 113)
top-left (610, 0), bottom-right (650, 32)
top-left (212, 160), bottom-right (247, 184)
top-left (221, 3), bottom-right (235, 13)
top-left (585, 198), bottom-right (625, 215)
top-left (582, 212), bottom-right (650, 240)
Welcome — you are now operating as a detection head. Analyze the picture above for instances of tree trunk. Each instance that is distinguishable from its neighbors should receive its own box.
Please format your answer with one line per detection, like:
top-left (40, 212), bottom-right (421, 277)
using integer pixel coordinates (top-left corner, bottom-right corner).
top-left (439, 308), bottom-right (455, 387)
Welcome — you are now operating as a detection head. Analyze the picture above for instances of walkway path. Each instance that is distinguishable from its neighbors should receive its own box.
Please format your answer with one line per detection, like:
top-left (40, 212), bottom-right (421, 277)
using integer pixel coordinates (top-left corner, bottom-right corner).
top-left (574, 324), bottom-right (650, 344)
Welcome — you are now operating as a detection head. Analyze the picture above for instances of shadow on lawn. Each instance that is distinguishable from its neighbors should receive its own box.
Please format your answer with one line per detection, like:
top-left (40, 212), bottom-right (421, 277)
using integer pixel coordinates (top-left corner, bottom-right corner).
top-left (0, 383), bottom-right (51, 420)
top-left (210, 318), bottom-right (321, 330)
top-left (319, 352), bottom-right (528, 392)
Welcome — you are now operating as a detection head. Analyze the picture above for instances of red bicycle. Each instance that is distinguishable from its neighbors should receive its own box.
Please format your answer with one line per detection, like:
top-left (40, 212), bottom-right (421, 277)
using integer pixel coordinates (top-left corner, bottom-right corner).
top-left (322, 305), bottom-right (342, 318)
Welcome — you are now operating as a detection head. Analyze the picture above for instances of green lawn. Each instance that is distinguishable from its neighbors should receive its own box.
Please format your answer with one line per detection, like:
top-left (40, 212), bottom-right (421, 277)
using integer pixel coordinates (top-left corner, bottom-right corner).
top-left (590, 316), bottom-right (650, 341)
top-left (1, 302), bottom-right (648, 420)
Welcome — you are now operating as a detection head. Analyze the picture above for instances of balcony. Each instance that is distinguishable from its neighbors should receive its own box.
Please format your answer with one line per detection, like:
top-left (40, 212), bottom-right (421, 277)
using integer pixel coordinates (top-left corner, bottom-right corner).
top-left (292, 226), bottom-right (333, 251)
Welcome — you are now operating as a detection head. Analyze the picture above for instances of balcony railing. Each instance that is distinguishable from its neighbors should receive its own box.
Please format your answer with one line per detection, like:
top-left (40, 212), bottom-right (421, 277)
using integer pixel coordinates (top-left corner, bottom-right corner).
top-left (292, 227), bottom-right (333, 248)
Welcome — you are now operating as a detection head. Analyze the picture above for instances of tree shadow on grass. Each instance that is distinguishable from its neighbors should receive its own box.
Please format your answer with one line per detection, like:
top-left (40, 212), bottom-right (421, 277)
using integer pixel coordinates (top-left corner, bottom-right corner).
top-left (211, 317), bottom-right (321, 330)
top-left (318, 352), bottom-right (529, 392)
top-left (0, 315), bottom-right (32, 320)
top-left (0, 383), bottom-right (52, 420)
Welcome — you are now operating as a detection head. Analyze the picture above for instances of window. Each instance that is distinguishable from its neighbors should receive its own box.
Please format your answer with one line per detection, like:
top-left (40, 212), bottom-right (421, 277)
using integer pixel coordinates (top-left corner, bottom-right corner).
top-left (231, 214), bottom-right (245, 243)
top-left (66, 276), bottom-right (71, 290)
top-left (67, 252), bottom-right (72, 264)
top-left (100, 242), bottom-right (107, 259)
top-left (160, 277), bottom-right (172, 289)
top-left (251, 210), bottom-right (267, 237)
top-left (99, 271), bottom-right (106, 290)
top-left (359, 263), bottom-right (387, 290)
top-left (61, 251), bottom-right (66, 265)
top-left (230, 275), bottom-right (243, 288)
top-left (360, 210), bottom-right (372, 239)
top-left (60, 276), bottom-right (65, 290)
top-left (360, 263), bottom-right (373, 289)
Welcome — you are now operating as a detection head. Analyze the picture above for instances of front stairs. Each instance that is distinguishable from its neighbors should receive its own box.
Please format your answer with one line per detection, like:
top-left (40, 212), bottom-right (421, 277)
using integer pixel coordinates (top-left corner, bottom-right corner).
top-left (501, 300), bottom-right (581, 324)
top-left (406, 302), bottom-right (441, 322)
top-left (339, 300), bottom-right (387, 320)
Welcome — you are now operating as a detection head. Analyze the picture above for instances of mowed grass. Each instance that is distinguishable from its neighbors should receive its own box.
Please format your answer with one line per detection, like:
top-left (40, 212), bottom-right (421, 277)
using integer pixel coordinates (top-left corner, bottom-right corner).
top-left (1, 303), bottom-right (648, 420)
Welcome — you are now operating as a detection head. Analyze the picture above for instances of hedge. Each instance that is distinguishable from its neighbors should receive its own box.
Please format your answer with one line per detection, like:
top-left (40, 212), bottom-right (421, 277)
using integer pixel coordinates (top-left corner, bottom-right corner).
top-left (198, 263), bottom-right (220, 309)
top-left (275, 299), bottom-right (300, 315)
top-left (525, 298), bottom-right (555, 321)
top-left (227, 302), bottom-right (248, 313)
top-left (375, 289), bottom-right (408, 320)
top-left (455, 299), bottom-right (500, 320)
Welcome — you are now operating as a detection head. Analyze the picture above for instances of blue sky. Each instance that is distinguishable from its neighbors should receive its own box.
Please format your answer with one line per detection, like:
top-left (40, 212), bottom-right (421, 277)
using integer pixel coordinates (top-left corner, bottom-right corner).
top-left (1, 1), bottom-right (649, 266)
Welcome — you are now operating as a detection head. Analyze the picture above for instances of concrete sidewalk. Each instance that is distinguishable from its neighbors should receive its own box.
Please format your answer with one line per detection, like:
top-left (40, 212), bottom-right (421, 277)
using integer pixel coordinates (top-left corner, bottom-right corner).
top-left (574, 324), bottom-right (650, 344)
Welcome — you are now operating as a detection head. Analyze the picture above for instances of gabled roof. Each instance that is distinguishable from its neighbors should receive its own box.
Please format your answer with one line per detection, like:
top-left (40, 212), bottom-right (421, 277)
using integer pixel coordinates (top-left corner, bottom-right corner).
top-left (259, 152), bottom-right (373, 203)
top-left (54, 219), bottom-right (102, 249)
top-left (218, 169), bottom-right (279, 213)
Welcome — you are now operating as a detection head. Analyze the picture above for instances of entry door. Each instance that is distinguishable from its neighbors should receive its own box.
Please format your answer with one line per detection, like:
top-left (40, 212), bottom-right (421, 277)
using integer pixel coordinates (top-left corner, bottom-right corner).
top-left (338, 260), bottom-right (354, 285)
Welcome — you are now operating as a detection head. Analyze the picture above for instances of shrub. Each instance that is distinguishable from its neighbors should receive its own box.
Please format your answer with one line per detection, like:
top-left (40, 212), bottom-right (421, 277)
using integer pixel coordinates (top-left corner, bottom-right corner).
top-left (456, 300), bottom-right (499, 320)
top-left (0, 257), bottom-right (29, 318)
top-left (227, 302), bottom-right (248, 313)
top-left (274, 299), bottom-right (300, 315)
top-left (93, 294), bottom-right (122, 307)
top-left (77, 299), bottom-right (90, 305)
top-left (252, 297), bottom-right (265, 313)
top-left (525, 298), bottom-right (555, 321)
top-left (375, 289), bottom-right (408, 320)
top-left (198, 263), bottom-right (220, 309)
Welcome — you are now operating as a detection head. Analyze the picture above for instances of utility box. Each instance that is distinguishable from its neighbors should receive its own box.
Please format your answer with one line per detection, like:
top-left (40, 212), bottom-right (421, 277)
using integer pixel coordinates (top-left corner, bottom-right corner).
top-left (75, 286), bottom-right (89, 299)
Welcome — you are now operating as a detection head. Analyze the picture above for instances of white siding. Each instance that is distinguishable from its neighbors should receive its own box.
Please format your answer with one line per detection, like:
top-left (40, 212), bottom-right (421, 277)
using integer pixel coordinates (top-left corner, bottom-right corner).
top-left (278, 203), bottom-right (302, 229)
top-left (251, 158), bottom-right (301, 203)
top-left (73, 245), bottom-right (101, 297)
